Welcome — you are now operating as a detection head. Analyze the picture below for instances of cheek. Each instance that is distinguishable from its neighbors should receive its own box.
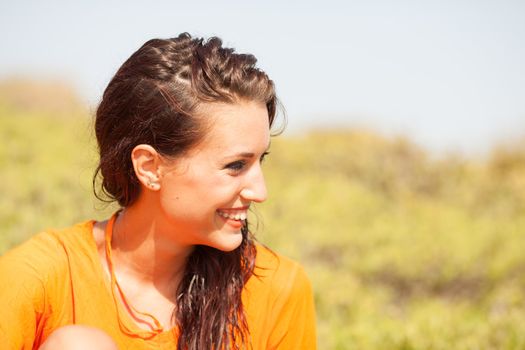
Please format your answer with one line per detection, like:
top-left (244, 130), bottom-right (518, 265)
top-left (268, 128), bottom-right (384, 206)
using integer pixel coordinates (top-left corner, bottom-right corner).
top-left (160, 173), bottom-right (241, 211)
top-left (201, 176), bottom-right (243, 206)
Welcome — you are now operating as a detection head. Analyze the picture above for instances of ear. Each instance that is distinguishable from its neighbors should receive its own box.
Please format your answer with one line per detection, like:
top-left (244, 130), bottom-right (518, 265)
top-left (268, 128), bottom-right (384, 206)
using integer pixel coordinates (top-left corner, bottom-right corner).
top-left (131, 144), bottom-right (162, 191)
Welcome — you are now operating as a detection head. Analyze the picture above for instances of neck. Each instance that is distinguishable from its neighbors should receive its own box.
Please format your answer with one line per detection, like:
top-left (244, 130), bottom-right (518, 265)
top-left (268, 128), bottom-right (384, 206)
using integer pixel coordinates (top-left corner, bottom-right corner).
top-left (110, 203), bottom-right (193, 290)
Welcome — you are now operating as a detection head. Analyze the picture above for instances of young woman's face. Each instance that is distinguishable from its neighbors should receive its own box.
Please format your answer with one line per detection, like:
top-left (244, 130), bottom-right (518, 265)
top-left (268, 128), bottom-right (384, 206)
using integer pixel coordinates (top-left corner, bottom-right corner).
top-left (157, 100), bottom-right (270, 251)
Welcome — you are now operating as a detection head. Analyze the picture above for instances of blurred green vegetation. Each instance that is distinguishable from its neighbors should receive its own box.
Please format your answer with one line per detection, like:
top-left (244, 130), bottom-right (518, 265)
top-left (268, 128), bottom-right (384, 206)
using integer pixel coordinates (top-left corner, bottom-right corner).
top-left (260, 132), bottom-right (525, 349)
top-left (1, 80), bottom-right (525, 349)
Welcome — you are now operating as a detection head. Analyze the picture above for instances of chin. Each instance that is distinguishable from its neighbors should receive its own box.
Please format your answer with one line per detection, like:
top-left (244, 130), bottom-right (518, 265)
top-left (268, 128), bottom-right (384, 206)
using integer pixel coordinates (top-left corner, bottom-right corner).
top-left (208, 230), bottom-right (244, 252)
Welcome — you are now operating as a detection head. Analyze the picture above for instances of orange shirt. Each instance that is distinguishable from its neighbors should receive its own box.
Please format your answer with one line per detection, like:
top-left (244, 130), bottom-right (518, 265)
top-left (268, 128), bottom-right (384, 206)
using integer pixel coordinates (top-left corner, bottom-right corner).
top-left (0, 220), bottom-right (317, 349)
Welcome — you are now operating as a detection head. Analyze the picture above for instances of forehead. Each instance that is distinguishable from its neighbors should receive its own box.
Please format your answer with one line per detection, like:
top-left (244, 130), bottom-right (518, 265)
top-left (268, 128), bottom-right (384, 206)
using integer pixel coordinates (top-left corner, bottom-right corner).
top-left (196, 101), bottom-right (271, 152)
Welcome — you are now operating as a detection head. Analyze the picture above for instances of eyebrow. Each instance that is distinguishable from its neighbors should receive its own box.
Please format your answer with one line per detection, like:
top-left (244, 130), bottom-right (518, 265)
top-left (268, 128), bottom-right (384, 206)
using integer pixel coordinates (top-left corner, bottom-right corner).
top-left (233, 152), bottom-right (256, 159)
top-left (224, 142), bottom-right (271, 159)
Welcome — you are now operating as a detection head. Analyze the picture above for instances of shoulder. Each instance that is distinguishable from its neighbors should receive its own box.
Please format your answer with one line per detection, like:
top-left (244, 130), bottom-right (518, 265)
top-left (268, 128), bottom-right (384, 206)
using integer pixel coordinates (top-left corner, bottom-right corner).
top-left (246, 244), bottom-right (313, 306)
top-left (244, 244), bottom-right (317, 348)
top-left (0, 221), bottom-right (97, 302)
top-left (0, 220), bottom-right (96, 288)
top-left (254, 244), bottom-right (310, 285)
top-left (0, 220), bottom-right (98, 347)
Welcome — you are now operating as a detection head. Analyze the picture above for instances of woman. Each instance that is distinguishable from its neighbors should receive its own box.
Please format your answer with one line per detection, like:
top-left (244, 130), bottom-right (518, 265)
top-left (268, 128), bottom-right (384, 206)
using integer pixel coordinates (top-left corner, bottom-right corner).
top-left (0, 33), bottom-right (316, 349)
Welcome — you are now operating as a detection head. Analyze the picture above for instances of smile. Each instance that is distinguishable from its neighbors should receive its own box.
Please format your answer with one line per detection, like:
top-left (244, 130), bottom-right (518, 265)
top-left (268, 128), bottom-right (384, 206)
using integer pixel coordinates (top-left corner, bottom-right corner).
top-left (217, 210), bottom-right (247, 221)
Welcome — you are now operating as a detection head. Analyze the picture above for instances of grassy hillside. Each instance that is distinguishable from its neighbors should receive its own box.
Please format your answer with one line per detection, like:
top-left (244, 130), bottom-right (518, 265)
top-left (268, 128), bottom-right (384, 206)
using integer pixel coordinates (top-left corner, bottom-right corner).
top-left (1, 86), bottom-right (524, 349)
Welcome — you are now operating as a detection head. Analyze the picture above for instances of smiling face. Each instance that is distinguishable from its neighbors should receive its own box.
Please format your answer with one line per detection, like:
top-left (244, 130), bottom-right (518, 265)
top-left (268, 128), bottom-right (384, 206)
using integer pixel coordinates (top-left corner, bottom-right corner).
top-left (154, 100), bottom-right (270, 252)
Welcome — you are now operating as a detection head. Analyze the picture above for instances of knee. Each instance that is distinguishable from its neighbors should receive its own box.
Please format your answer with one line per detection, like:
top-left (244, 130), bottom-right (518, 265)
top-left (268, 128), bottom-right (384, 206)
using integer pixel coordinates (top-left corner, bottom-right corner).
top-left (39, 325), bottom-right (118, 350)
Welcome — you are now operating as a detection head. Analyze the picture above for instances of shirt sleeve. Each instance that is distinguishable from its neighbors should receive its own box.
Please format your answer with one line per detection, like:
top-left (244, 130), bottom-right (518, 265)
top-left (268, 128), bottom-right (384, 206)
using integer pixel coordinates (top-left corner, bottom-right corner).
top-left (0, 233), bottom-right (59, 349)
top-left (267, 264), bottom-right (317, 350)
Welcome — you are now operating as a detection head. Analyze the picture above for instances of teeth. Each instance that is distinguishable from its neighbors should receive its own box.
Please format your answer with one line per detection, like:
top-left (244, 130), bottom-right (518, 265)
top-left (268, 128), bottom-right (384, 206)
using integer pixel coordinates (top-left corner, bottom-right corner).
top-left (218, 210), bottom-right (247, 221)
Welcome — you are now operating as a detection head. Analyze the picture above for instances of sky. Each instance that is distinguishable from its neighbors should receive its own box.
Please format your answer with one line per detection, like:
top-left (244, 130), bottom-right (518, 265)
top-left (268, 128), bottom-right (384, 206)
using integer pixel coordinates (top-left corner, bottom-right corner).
top-left (1, 0), bottom-right (524, 155)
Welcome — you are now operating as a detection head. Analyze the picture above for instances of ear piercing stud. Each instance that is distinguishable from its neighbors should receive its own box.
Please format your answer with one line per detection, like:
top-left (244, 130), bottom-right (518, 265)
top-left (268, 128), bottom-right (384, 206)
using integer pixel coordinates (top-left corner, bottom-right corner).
top-left (147, 179), bottom-right (158, 189)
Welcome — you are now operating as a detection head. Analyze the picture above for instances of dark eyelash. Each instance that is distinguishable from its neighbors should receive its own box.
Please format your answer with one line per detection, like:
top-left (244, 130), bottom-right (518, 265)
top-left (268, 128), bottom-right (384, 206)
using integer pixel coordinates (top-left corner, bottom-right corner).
top-left (260, 151), bottom-right (270, 162)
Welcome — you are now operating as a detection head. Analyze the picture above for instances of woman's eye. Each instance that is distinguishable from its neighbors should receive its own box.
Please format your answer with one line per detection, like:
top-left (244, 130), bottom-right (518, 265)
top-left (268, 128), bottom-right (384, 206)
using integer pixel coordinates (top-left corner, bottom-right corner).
top-left (224, 152), bottom-right (269, 173)
top-left (225, 160), bottom-right (246, 171)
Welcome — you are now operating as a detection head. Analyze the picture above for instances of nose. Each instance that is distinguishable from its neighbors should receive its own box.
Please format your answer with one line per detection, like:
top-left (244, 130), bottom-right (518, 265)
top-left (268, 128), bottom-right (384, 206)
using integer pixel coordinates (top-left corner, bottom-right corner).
top-left (240, 163), bottom-right (268, 203)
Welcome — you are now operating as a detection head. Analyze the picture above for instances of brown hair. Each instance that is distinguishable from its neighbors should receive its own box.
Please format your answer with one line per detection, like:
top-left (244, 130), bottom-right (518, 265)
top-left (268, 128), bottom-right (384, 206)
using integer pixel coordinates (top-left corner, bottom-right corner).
top-left (94, 33), bottom-right (278, 349)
